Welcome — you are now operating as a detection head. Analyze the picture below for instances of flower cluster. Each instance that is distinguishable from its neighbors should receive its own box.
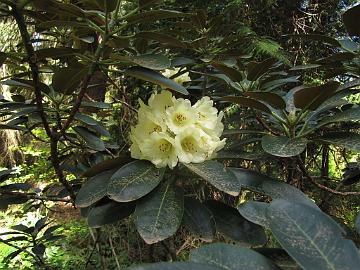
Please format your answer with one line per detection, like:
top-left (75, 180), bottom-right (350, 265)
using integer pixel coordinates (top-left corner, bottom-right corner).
top-left (130, 91), bottom-right (226, 169)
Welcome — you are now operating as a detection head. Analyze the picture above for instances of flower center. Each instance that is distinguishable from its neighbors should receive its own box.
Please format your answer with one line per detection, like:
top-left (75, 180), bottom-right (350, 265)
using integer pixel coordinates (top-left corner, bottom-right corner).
top-left (174, 113), bottom-right (187, 125)
top-left (158, 139), bottom-right (172, 153)
top-left (182, 137), bottom-right (197, 153)
top-left (152, 125), bottom-right (162, 133)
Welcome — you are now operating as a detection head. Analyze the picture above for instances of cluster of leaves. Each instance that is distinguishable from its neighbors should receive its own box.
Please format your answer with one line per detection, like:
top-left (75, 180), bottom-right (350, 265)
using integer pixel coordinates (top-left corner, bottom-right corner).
top-left (0, 0), bottom-right (359, 269)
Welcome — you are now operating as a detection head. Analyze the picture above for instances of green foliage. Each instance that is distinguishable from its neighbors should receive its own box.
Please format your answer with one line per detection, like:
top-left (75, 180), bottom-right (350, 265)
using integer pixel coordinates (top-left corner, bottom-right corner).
top-left (0, 0), bottom-right (360, 269)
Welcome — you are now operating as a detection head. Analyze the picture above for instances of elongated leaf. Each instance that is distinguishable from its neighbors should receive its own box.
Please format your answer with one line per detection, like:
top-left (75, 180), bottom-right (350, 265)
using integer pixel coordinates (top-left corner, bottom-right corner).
top-left (244, 92), bottom-right (286, 109)
top-left (221, 96), bottom-right (271, 113)
top-left (293, 81), bottom-right (339, 111)
top-left (75, 169), bottom-right (116, 207)
top-left (356, 214), bottom-right (360, 235)
top-left (73, 126), bottom-right (106, 151)
top-left (315, 132), bottom-right (360, 153)
top-left (35, 47), bottom-right (78, 59)
top-left (74, 113), bottom-right (100, 126)
top-left (82, 155), bottom-right (131, 177)
top-left (87, 201), bottom-right (135, 228)
top-left (127, 10), bottom-right (192, 24)
top-left (211, 62), bottom-right (242, 82)
top-left (184, 161), bottom-right (241, 196)
top-left (128, 262), bottom-right (223, 270)
top-left (183, 197), bottom-right (215, 242)
top-left (205, 200), bottom-right (267, 246)
top-left (261, 135), bottom-right (307, 157)
top-left (267, 200), bottom-right (360, 270)
top-left (190, 243), bottom-right (280, 270)
top-left (136, 32), bottom-right (187, 48)
top-left (289, 64), bottom-right (322, 71)
top-left (139, 0), bottom-right (161, 8)
top-left (125, 67), bottom-right (188, 95)
top-left (107, 161), bottom-right (165, 202)
top-left (230, 168), bottom-right (318, 209)
top-left (131, 54), bottom-right (171, 70)
top-left (317, 107), bottom-right (360, 127)
top-left (134, 183), bottom-right (184, 244)
top-left (343, 4), bottom-right (360, 36)
top-left (237, 201), bottom-right (269, 227)
top-left (52, 66), bottom-right (88, 94)
top-left (247, 58), bottom-right (276, 81)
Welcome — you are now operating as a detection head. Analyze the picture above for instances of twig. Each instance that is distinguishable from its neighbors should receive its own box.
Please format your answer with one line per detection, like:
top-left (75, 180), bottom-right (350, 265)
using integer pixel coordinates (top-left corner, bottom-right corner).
top-left (296, 156), bottom-right (360, 196)
top-left (0, 190), bottom-right (72, 202)
top-left (108, 232), bottom-right (121, 270)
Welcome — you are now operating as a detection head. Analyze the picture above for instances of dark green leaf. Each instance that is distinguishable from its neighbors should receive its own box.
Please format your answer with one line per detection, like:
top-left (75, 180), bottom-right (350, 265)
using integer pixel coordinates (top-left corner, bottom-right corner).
top-left (289, 64), bottom-right (322, 71)
top-left (247, 58), bottom-right (276, 81)
top-left (183, 161), bottom-right (241, 196)
top-left (222, 96), bottom-right (271, 113)
top-left (356, 214), bottom-right (360, 235)
top-left (267, 200), bottom-right (360, 270)
top-left (32, 244), bottom-right (46, 257)
top-left (87, 201), bottom-right (135, 228)
top-left (107, 161), bottom-right (165, 202)
top-left (315, 132), bottom-right (360, 153)
top-left (136, 32), bottom-right (187, 48)
top-left (74, 113), bottom-right (100, 126)
top-left (127, 10), bottom-right (192, 24)
top-left (94, 0), bottom-right (118, 12)
top-left (183, 197), bottom-right (215, 242)
top-left (80, 101), bottom-right (111, 109)
top-left (43, 225), bottom-right (62, 236)
top-left (139, 0), bottom-right (161, 8)
top-left (73, 126), bottom-right (106, 151)
top-left (4, 249), bottom-right (22, 263)
top-left (343, 4), bottom-right (360, 36)
top-left (128, 262), bottom-right (223, 270)
top-left (134, 183), bottom-right (184, 244)
top-left (131, 54), bottom-right (171, 70)
top-left (190, 243), bottom-right (280, 270)
top-left (317, 107), bottom-right (360, 128)
top-left (261, 135), bottom-right (307, 157)
top-left (124, 67), bottom-right (188, 95)
top-left (34, 217), bottom-right (47, 231)
top-left (81, 155), bottom-right (131, 177)
top-left (35, 47), bottom-right (78, 59)
top-left (0, 169), bottom-right (16, 182)
top-left (237, 201), bottom-right (269, 227)
top-left (244, 92), bottom-right (286, 109)
top-left (52, 66), bottom-right (88, 94)
top-left (205, 200), bottom-right (267, 246)
top-left (11, 224), bottom-right (31, 233)
top-left (293, 81), bottom-right (339, 111)
top-left (230, 168), bottom-right (318, 209)
top-left (75, 169), bottom-right (116, 207)
top-left (211, 62), bottom-right (242, 82)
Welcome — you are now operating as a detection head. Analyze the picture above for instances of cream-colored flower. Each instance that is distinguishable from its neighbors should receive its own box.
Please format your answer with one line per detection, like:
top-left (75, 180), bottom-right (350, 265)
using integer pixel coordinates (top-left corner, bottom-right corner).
top-left (141, 132), bottom-right (178, 168)
top-left (161, 68), bottom-right (190, 85)
top-left (194, 96), bottom-right (224, 137)
top-left (165, 98), bottom-right (198, 134)
top-left (148, 90), bottom-right (174, 115)
top-left (175, 127), bottom-right (209, 163)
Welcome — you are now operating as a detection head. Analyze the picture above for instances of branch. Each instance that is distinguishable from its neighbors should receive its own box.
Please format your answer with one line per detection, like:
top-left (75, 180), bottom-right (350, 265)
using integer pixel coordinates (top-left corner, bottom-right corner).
top-left (296, 157), bottom-right (360, 196)
top-left (0, 190), bottom-right (72, 203)
top-left (11, 5), bottom-right (76, 202)
top-left (11, 6), bottom-right (52, 138)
